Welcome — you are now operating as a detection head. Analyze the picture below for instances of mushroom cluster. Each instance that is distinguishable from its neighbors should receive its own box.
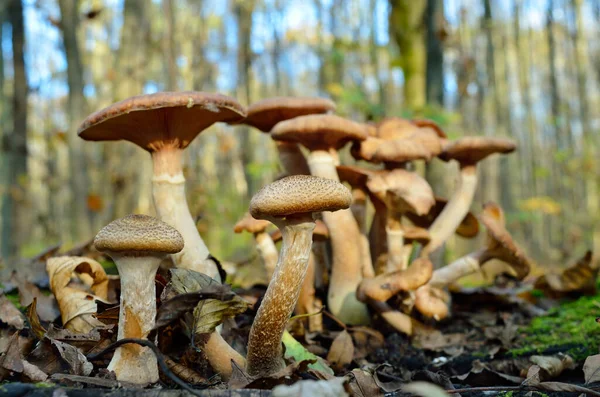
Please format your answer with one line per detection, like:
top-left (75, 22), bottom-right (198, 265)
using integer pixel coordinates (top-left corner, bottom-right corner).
top-left (71, 92), bottom-right (533, 384)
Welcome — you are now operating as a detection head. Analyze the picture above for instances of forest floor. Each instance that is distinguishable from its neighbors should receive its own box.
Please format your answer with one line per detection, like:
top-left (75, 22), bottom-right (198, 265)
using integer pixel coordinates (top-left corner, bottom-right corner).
top-left (1, 246), bottom-right (600, 397)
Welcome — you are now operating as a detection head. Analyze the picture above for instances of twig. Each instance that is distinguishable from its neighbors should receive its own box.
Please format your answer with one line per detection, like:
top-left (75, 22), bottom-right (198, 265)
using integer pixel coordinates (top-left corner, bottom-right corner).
top-left (322, 309), bottom-right (347, 330)
top-left (86, 338), bottom-right (211, 396)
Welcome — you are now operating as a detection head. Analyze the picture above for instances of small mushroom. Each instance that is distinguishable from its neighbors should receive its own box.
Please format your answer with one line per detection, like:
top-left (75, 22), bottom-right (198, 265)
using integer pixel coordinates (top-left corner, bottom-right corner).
top-left (424, 137), bottom-right (516, 255)
top-left (94, 214), bottom-right (184, 384)
top-left (415, 202), bottom-right (532, 319)
top-left (246, 175), bottom-right (351, 378)
top-left (79, 92), bottom-right (246, 281)
top-left (271, 115), bottom-right (370, 325)
top-left (234, 213), bottom-right (278, 279)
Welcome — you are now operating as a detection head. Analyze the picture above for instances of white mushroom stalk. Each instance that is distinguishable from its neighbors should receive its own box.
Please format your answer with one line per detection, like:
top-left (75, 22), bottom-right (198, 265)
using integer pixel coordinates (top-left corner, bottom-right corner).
top-left (255, 231), bottom-right (279, 279)
top-left (150, 142), bottom-right (218, 280)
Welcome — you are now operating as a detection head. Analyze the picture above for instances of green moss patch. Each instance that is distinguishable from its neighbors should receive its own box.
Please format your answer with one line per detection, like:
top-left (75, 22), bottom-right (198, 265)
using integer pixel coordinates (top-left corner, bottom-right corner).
top-left (509, 295), bottom-right (600, 361)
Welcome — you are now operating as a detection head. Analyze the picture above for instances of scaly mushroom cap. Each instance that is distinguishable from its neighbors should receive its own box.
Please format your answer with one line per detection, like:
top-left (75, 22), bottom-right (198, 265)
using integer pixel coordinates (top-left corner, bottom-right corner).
top-left (439, 136), bottom-right (517, 165)
top-left (376, 117), bottom-right (420, 141)
top-left (336, 165), bottom-right (377, 189)
top-left (250, 175), bottom-right (352, 219)
top-left (405, 196), bottom-right (480, 238)
top-left (371, 139), bottom-right (432, 163)
top-left (94, 214), bottom-right (184, 254)
top-left (242, 97), bottom-right (336, 132)
top-left (411, 119), bottom-right (447, 138)
top-left (367, 169), bottom-right (435, 216)
top-left (271, 219), bottom-right (329, 242)
top-left (480, 202), bottom-right (531, 280)
top-left (271, 114), bottom-right (368, 151)
top-left (78, 92), bottom-right (246, 151)
top-left (233, 212), bottom-right (272, 234)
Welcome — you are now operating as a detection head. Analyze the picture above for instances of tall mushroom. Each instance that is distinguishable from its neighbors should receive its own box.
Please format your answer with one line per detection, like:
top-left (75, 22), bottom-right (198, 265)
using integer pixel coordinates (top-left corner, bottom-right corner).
top-left (78, 92), bottom-right (246, 281)
top-left (271, 114), bottom-right (370, 325)
top-left (94, 214), bottom-right (184, 384)
top-left (246, 175), bottom-right (351, 378)
top-left (424, 137), bottom-right (516, 255)
top-left (241, 97), bottom-right (336, 175)
top-left (234, 212), bottom-right (278, 279)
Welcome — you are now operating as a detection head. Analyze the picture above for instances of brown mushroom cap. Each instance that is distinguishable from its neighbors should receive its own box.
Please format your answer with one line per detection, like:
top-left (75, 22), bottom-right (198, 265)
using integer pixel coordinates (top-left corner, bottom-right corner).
top-left (233, 212), bottom-right (272, 234)
top-left (376, 117), bottom-right (420, 141)
top-left (366, 169), bottom-right (435, 216)
top-left (271, 219), bottom-right (329, 242)
top-left (371, 139), bottom-right (432, 163)
top-left (439, 136), bottom-right (517, 165)
top-left (405, 196), bottom-right (480, 238)
top-left (242, 97), bottom-right (336, 132)
top-left (250, 175), bottom-right (352, 219)
top-left (407, 129), bottom-right (444, 157)
top-left (271, 114), bottom-right (368, 151)
top-left (78, 92), bottom-right (246, 151)
top-left (403, 226), bottom-right (431, 245)
top-left (350, 136), bottom-right (385, 162)
top-left (336, 165), bottom-right (377, 189)
top-left (411, 119), bottom-right (447, 139)
top-left (94, 214), bottom-right (184, 254)
top-left (480, 202), bottom-right (531, 280)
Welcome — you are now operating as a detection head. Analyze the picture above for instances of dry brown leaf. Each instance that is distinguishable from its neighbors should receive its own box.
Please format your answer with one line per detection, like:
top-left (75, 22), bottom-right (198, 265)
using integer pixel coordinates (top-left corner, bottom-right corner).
top-left (0, 332), bottom-right (48, 382)
top-left (47, 256), bottom-right (110, 333)
top-left (534, 250), bottom-right (597, 295)
top-left (584, 354), bottom-right (600, 384)
top-left (25, 298), bottom-right (47, 340)
top-left (272, 377), bottom-right (349, 397)
top-left (327, 330), bottom-right (354, 372)
top-left (346, 368), bottom-right (384, 397)
top-left (11, 273), bottom-right (59, 322)
top-left (529, 355), bottom-right (574, 380)
top-left (0, 295), bottom-right (25, 329)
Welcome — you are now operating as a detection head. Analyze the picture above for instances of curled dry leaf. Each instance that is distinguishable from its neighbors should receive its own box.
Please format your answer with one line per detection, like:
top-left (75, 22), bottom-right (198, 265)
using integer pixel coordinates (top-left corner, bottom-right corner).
top-left (584, 354), bottom-right (600, 384)
top-left (528, 354), bottom-right (574, 380)
top-left (25, 298), bottom-right (47, 340)
top-left (0, 295), bottom-right (25, 329)
top-left (11, 272), bottom-right (59, 322)
top-left (346, 368), bottom-right (384, 397)
top-left (326, 330), bottom-right (354, 372)
top-left (166, 268), bottom-right (250, 334)
top-left (0, 332), bottom-right (48, 382)
top-left (47, 256), bottom-right (110, 333)
top-left (272, 377), bottom-right (349, 397)
top-left (534, 250), bottom-right (597, 295)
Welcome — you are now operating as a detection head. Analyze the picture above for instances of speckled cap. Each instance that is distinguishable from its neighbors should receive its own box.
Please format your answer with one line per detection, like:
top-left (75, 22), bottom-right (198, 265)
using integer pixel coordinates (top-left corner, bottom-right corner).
top-left (371, 139), bottom-right (432, 163)
top-left (250, 175), bottom-right (351, 219)
top-left (439, 136), bottom-right (516, 165)
top-left (243, 97), bottom-right (336, 132)
top-left (233, 212), bottom-right (272, 234)
top-left (78, 91), bottom-right (246, 151)
top-left (480, 202), bottom-right (531, 280)
top-left (94, 214), bottom-right (184, 254)
top-left (271, 114), bottom-right (368, 151)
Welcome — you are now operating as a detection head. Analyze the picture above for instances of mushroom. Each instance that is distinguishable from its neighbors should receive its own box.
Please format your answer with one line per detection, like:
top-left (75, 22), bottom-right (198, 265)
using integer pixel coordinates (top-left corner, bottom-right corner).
top-left (271, 114), bottom-right (370, 325)
top-left (94, 214), bottom-right (184, 384)
top-left (79, 92), bottom-right (246, 281)
top-left (234, 212), bottom-right (278, 279)
top-left (405, 196), bottom-right (480, 239)
top-left (414, 202), bottom-right (532, 319)
top-left (424, 137), bottom-right (517, 255)
top-left (366, 169), bottom-right (435, 273)
top-left (246, 175), bottom-right (352, 378)
top-left (242, 97), bottom-right (336, 175)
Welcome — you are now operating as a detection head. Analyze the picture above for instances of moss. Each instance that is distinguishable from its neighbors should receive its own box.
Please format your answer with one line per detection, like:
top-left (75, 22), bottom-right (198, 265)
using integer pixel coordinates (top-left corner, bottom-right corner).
top-left (509, 294), bottom-right (600, 361)
top-left (5, 293), bottom-right (23, 310)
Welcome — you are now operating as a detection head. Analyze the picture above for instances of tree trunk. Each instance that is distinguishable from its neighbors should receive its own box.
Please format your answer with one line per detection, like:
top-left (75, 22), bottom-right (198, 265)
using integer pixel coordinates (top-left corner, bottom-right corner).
top-left (58, 0), bottom-right (92, 242)
top-left (388, 0), bottom-right (427, 112)
top-left (163, 0), bottom-right (177, 91)
top-left (1, 0), bottom-right (28, 258)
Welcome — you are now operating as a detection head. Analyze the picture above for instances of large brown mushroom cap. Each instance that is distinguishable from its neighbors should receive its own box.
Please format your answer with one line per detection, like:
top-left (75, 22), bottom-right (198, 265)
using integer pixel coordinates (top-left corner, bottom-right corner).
top-left (271, 114), bottom-right (368, 151)
top-left (367, 169), bottom-right (435, 216)
top-left (250, 175), bottom-right (352, 219)
top-left (336, 165), bottom-right (377, 189)
top-left (233, 212), bottom-right (272, 234)
top-left (405, 196), bottom-right (480, 238)
top-left (411, 119), bottom-right (447, 139)
top-left (371, 139), bottom-right (432, 163)
top-left (480, 202), bottom-right (531, 280)
top-left (439, 136), bottom-right (517, 165)
top-left (78, 92), bottom-right (246, 151)
top-left (376, 117), bottom-right (420, 141)
top-left (403, 226), bottom-right (431, 245)
top-left (94, 214), bottom-right (184, 254)
top-left (242, 97), bottom-right (336, 132)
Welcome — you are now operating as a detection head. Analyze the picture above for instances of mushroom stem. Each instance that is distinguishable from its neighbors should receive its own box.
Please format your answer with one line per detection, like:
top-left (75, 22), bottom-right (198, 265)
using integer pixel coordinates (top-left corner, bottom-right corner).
top-left (385, 227), bottom-right (405, 273)
top-left (255, 231), bottom-right (279, 279)
top-left (312, 240), bottom-right (330, 289)
top-left (427, 249), bottom-right (486, 288)
top-left (296, 252), bottom-right (323, 332)
top-left (199, 333), bottom-right (246, 379)
top-left (276, 141), bottom-right (310, 175)
top-left (151, 146), bottom-right (220, 281)
top-left (368, 197), bottom-right (388, 272)
top-left (307, 150), bottom-right (370, 325)
top-left (246, 215), bottom-right (315, 378)
top-left (107, 254), bottom-right (162, 384)
top-left (425, 165), bottom-right (477, 255)
top-left (351, 189), bottom-right (375, 278)
top-left (368, 300), bottom-right (413, 335)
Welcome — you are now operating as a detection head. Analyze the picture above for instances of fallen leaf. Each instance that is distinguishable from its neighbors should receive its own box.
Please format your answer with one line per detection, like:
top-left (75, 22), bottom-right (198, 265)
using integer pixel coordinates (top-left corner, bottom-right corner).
top-left (0, 332), bottom-right (24, 374)
top-left (282, 330), bottom-right (333, 376)
top-left (50, 338), bottom-right (93, 376)
top-left (11, 273), bottom-right (59, 322)
top-left (47, 256), bottom-right (110, 333)
top-left (535, 250), bottom-right (597, 295)
top-left (584, 354), bottom-right (600, 384)
top-left (402, 381), bottom-right (450, 397)
top-left (346, 368), bottom-right (384, 397)
top-left (0, 295), bottom-right (25, 329)
top-left (25, 298), bottom-right (47, 340)
top-left (163, 357), bottom-right (207, 385)
top-left (452, 360), bottom-right (523, 386)
top-left (327, 330), bottom-right (354, 372)
top-left (529, 354), bottom-right (574, 380)
top-left (272, 377), bottom-right (349, 397)
top-left (21, 360), bottom-right (48, 382)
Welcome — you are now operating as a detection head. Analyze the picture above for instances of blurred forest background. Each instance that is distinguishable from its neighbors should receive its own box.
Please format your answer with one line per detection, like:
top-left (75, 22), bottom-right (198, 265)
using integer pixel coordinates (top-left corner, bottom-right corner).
top-left (0, 0), bottom-right (598, 270)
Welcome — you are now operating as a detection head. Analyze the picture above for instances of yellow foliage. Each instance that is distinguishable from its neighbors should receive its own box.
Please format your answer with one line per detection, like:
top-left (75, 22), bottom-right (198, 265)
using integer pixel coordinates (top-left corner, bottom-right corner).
top-left (326, 82), bottom-right (344, 97)
top-left (518, 196), bottom-right (562, 215)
